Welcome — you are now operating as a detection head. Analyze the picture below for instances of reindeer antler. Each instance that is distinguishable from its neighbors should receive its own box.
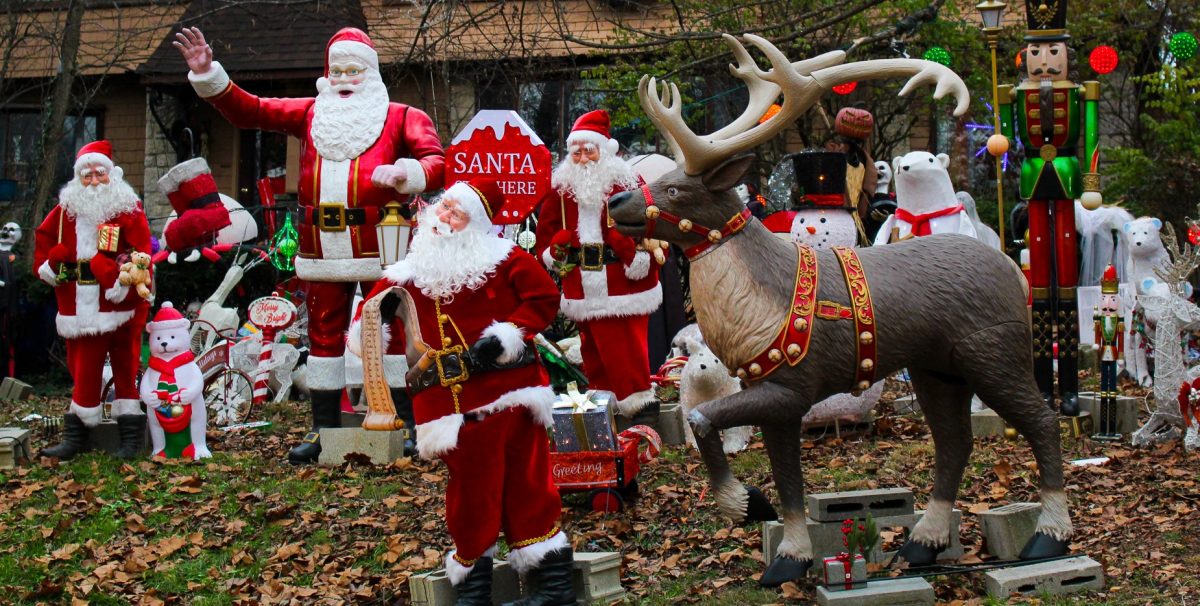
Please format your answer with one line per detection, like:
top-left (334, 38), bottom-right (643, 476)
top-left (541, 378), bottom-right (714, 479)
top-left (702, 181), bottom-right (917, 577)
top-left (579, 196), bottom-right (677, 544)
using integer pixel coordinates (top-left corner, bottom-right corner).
top-left (638, 34), bottom-right (971, 176)
top-left (1155, 223), bottom-right (1200, 296)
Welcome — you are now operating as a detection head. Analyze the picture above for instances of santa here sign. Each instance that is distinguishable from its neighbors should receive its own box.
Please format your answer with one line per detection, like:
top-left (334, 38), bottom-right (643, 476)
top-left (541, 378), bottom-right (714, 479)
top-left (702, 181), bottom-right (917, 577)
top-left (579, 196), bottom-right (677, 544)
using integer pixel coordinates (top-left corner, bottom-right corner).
top-left (447, 110), bottom-right (551, 225)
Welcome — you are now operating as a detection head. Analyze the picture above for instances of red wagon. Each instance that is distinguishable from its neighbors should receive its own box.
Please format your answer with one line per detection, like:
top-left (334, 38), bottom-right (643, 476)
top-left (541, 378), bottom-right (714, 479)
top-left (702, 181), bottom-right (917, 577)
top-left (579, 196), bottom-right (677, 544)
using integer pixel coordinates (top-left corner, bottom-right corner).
top-left (549, 425), bottom-right (662, 512)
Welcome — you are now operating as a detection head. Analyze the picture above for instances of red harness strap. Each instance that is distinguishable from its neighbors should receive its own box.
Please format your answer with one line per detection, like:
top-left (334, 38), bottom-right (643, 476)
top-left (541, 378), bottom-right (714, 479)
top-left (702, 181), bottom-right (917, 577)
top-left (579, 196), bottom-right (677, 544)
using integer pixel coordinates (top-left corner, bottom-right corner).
top-left (831, 246), bottom-right (878, 391)
top-left (640, 184), bottom-right (752, 259)
top-left (734, 244), bottom-right (818, 382)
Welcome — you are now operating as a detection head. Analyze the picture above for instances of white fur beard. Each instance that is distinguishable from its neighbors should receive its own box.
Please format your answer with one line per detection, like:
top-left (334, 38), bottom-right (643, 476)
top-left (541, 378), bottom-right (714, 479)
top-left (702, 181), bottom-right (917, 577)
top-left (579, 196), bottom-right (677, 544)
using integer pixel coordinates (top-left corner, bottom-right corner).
top-left (404, 207), bottom-right (512, 301)
top-left (552, 155), bottom-right (636, 208)
top-left (311, 76), bottom-right (390, 162)
top-left (58, 178), bottom-right (140, 224)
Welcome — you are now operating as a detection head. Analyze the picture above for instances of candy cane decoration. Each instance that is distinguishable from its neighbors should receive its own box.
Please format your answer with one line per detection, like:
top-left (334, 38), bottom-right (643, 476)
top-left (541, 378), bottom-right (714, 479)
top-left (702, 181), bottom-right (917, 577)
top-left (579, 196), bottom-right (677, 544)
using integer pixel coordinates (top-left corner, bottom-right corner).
top-left (246, 295), bottom-right (297, 406)
top-left (252, 329), bottom-right (275, 404)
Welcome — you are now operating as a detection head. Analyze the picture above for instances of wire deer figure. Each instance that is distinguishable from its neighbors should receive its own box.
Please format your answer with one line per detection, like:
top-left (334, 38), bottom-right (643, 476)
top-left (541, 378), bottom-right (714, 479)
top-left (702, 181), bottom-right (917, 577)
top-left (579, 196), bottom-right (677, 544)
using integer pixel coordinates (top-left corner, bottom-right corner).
top-left (605, 34), bottom-right (1074, 586)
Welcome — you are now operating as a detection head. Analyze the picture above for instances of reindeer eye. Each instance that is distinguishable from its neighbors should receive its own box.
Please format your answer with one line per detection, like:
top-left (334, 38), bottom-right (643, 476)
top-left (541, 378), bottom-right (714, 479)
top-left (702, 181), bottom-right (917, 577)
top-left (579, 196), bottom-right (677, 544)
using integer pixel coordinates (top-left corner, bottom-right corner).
top-left (667, 187), bottom-right (679, 197)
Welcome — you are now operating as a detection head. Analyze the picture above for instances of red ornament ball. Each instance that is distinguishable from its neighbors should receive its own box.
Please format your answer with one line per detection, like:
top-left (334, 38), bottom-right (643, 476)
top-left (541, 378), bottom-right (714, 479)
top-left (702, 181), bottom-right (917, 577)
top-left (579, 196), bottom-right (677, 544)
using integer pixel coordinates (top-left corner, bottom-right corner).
top-left (832, 81), bottom-right (858, 95)
top-left (1089, 45), bottom-right (1119, 75)
top-left (1188, 224), bottom-right (1200, 246)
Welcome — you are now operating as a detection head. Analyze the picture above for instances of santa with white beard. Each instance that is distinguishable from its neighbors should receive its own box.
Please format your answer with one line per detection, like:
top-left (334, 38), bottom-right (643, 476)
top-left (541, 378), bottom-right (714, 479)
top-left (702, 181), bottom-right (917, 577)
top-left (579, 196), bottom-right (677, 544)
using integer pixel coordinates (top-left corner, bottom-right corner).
top-left (347, 178), bottom-right (573, 605)
top-left (175, 26), bottom-right (444, 463)
top-left (34, 140), bottom-right (152, 460)
top-left (534, 110), bottom-right (661, 416)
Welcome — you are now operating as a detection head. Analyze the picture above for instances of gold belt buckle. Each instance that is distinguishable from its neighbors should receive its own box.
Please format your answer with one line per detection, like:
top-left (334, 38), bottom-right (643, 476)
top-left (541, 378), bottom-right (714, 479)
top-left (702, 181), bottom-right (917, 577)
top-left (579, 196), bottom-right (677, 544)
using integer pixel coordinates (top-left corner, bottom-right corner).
top-left (318, 203), bottom-right (347, 232)
top-left (432, 345), bottom-right (469, 387)
top-left (77, 259), bottom-right (97, 285)
top-left (580, 243), bottom-right (604, 271)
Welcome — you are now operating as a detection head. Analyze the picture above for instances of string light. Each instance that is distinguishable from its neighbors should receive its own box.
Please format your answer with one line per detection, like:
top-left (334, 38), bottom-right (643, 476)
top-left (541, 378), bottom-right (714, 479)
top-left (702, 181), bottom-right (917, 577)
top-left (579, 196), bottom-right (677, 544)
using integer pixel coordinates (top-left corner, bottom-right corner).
top-left (1089, 45), bottom-right (1119, 75)
top-left (923, 46), bottom-right (953, 67)
top-left (1170, 32), bottom-right (1198, 62)
top-left (832, 82), bottom-right (857, 95)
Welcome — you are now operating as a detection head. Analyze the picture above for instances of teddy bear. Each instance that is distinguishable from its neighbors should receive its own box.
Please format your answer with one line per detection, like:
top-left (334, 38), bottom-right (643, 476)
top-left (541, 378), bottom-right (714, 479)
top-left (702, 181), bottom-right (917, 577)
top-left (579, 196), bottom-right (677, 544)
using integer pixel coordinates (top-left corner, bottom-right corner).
top-left (139, 302), bottom-right (210, 459)
top-left (677, 330), bottom-right (752, 454)
top-left (118, 250), bottom-right (153, 299)
top-left (873, 150), bottom-right (978, 246)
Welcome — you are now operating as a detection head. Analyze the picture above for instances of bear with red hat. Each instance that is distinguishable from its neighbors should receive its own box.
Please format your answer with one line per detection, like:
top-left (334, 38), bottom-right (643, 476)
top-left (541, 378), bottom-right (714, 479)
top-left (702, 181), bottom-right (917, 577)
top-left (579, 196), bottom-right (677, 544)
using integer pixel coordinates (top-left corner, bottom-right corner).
top-left (34, 140), bottom-right (153, 460)
top-left (347, 176), bottom-right (574, 605)
top-left (533, 110), bottom-right (662, 418)
top-left (175, 25), bottom-right (445, 463)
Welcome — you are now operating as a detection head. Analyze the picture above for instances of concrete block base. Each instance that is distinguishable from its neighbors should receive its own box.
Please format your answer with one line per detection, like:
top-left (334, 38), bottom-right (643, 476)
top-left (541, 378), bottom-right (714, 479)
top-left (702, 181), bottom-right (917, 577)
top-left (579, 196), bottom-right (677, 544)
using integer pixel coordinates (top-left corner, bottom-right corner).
top-left (0, 377), bottom-right (32, 401)
top-left (340, 411), bottom-right (367, 429)
top-left (984, 556), bottom-right (1104, 598)
top-left (807, 487), bottom-right (915, 522)
top-left (764, 509), bottom-right (964, 565)
top-left (978, 502), bottom-right (1041, 561)
top-left (0, 427), bottom-right (32, 468)
top-left (317, 427), bottom-right (410, 465)
top-left (86, 418), bottom-right (149, 456)
top-left (568, 551), bottom-right (624, 604)
top-left (409, 552), bottom-right (623, 606)
top-left (816, 577), bottom-right (935, 606)
top-left (892, 394), bottom-right (920, 415)
top-left (1078, 392), bottom-right (1140, 436)
top-left (619, 401), bottom-right (686, 446)
top-left (971, 408), bottom-right (1006, 438)
top-left (409, 559), bottom-right (521, 605)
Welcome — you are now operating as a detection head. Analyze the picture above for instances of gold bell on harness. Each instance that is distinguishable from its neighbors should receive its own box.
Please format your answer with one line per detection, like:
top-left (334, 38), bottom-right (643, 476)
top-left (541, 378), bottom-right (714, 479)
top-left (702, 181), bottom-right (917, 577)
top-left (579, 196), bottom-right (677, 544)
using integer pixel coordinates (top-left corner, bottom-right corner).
top-left (646, 205), bottom-right (660, 220)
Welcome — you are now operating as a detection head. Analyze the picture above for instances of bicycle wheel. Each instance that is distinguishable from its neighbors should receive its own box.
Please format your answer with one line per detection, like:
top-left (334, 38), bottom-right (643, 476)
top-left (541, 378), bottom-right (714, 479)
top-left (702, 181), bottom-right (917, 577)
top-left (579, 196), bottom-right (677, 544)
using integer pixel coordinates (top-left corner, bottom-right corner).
top-left (205, 368), bottom-right (255, 426)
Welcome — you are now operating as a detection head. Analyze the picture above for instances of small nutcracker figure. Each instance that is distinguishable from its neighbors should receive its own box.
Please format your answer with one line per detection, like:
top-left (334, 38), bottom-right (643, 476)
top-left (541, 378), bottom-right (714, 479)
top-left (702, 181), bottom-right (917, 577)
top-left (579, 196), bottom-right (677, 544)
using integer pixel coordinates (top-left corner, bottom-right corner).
top-left (998, 0), bottom-right (1103, 416)
top-left (1093, 265), bottom-right (1123, 440)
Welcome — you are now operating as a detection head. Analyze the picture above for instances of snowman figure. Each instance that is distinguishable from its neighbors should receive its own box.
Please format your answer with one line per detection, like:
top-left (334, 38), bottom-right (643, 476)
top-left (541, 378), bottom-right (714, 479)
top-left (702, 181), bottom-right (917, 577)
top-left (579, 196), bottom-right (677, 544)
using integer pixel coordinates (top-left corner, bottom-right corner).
top-left (763, 150), bottom-right (863, 249)
top-left (140, 302), bottom-right (210, 459)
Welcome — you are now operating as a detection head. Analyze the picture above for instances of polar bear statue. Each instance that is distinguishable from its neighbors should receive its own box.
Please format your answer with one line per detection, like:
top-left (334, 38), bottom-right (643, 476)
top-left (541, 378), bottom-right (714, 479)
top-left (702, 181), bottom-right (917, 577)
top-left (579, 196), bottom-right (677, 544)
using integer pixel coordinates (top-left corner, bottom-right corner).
top-left (873, 151), bottom-right (977, 245)
top-left (678, 335), bottom-right (752, 454)
top-left (140, 302), bottom-right (211, 459)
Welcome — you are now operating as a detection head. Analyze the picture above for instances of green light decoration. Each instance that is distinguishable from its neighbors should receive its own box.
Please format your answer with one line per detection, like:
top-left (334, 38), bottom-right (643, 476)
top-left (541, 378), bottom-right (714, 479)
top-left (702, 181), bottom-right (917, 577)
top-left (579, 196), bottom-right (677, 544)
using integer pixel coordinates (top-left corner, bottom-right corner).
top-left (1169, 32), bottom-right (1197, 62)
top-left (923, 46), bottom-right (953, 67)
top-left (271, 212), bottom-right (299, 272)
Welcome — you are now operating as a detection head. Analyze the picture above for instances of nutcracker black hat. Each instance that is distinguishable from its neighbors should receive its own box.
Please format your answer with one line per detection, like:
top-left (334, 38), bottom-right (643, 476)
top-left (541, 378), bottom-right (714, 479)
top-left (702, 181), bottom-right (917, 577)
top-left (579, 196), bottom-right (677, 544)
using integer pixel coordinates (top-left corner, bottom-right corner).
top-left (1024, 0), bottom-right (1070, 42)
top-left (789, 151), bottom-right (846, 210)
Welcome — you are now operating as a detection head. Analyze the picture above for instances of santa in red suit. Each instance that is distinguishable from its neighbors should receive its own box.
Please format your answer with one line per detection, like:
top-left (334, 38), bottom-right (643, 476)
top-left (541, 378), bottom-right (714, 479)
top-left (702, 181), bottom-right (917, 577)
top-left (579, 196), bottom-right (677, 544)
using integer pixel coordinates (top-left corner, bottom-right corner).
top-left (348, 178), bottom-right (573, 605)
top-left (175, 26), bottom-right (445, 463)
top-left (34, 141), bottom-right (152, 460)
top-left (534, 110), bottom-right (661, 416)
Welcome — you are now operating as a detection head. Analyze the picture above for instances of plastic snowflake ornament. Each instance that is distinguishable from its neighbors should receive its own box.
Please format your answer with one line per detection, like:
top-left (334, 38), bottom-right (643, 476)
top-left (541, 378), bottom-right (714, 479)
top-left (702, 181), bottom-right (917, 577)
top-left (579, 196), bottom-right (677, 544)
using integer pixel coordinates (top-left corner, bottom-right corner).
top-left (1089, 46), bottom-right (1119, 75)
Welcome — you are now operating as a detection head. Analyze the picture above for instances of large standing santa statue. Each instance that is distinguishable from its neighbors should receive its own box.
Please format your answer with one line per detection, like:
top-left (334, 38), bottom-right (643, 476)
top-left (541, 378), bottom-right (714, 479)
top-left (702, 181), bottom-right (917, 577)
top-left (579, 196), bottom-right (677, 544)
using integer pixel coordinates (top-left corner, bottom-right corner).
top-left (174, 26), bottom-right (445, 463)
top-left (35, 141), bottom-right (152, 460)
top-left (534, 110), bottom-right (661, 415)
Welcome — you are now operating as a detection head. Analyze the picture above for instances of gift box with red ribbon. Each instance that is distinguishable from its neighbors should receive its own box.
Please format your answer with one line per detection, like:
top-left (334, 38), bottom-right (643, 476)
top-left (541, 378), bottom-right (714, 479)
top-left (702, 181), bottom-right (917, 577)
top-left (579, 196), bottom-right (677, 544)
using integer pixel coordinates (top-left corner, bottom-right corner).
top-left (821, 553), bottom-right (867, 591)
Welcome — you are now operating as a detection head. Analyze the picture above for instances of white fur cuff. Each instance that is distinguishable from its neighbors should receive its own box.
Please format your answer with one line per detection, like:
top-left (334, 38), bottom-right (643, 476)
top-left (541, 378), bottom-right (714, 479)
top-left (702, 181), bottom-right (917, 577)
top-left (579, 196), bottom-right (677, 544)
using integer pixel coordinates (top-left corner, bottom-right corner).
top-left (615, 387), bottom-right (657, 417)
top-left (415, 413), bottom-right (464, 459)
top-left (541, 247), bottom-right (555, 271)
top-left (38, 261), bottom-right (57, 286)
top-left (445, 545), bottom-right (497, 586)
top-left (507, 531), bottom-right (569, 575)
top-left (188, 61), bottom-right (231, 99)
top-left (306, 355), bottom-right (346, 391)
top-left (71, 401), bottom-right (104, 427)
top-left (396, 158), bottom-right (427, 194)
top-left (482, 321), bottom-right (525, 364)
top-left (111, 398), bottom-right (143, 417)
top-left (624, 250), bottom-right (651, 280)
top-left (104, 282), bottom-right (130, 304)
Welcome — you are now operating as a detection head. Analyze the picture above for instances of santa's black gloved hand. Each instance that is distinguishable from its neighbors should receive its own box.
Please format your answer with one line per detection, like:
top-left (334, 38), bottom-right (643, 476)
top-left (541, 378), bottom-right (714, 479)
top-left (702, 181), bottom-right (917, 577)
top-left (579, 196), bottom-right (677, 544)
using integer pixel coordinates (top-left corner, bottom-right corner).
top-left (468, 335), bottom-right (504, 367)
top-left (378, 292), bottom-right (401, 323)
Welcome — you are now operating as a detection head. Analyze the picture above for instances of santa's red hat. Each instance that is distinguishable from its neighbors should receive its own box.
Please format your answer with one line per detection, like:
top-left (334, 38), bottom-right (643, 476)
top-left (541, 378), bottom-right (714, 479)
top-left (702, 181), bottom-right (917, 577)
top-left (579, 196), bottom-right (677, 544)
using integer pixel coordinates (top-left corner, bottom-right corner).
top-left (75, 140), bottom-right (115, 174)
top-left (325, 27), bottom-right (378, 75)
top-left (567, 110), bottom-right (620, 156)
top-left (146, 302), bottom-right (190, 333)
top-left (445, 177), bottom-right (508, 228)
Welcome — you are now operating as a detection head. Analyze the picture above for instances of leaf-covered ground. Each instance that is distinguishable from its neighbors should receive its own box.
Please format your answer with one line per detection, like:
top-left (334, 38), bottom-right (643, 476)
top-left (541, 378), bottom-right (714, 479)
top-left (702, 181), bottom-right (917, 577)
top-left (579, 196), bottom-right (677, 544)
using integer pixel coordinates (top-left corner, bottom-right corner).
top-left (1, 376), bottom-right (1198, 605)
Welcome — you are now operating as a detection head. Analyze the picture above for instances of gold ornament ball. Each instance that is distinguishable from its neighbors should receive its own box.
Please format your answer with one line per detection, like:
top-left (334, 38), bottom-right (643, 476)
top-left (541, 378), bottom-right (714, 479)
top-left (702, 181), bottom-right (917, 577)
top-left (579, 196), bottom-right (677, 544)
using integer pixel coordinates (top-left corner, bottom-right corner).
top-left (170, 404), bottom-right (185, 418)
top-left (986, 134), bottom-right (1009, 157)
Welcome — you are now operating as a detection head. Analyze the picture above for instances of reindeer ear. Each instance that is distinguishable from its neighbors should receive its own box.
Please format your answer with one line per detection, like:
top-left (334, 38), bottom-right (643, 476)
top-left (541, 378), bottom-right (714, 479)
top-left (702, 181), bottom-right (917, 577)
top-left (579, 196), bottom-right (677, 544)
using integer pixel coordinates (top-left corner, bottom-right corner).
top-left (701, 154), bottom-right (755, 192)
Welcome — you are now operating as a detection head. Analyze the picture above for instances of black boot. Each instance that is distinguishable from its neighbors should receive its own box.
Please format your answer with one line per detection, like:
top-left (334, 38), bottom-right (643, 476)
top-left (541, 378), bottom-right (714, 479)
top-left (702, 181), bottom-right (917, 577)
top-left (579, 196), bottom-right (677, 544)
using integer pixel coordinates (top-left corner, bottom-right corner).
top-left (1057, 289), bottom-right (1080, 416)
top-left (391, 387), bottom-right (417, 456)
top-left (1031, 297), bottom-right (1055, 410)
top-left (504, 548), bottom-right (575, 606)
top-left (454, 556), bottom-right (493, 606)
top-left (114, 414), bottom-right (147, 459)
top-left (288, 389), bottom-right (342, 464)
top-left (40, 413), bottom-right (91, 460)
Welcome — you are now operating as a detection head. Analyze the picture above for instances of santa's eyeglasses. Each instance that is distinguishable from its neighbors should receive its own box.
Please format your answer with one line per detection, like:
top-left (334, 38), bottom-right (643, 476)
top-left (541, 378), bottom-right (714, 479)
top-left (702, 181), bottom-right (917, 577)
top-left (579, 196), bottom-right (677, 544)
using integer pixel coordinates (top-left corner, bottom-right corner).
top-left (329, 67), bottom-right (364, 78)
top-left (568, 143), bottom-right (599, 159)
top-left (78, 166), bottom-right (110, 186)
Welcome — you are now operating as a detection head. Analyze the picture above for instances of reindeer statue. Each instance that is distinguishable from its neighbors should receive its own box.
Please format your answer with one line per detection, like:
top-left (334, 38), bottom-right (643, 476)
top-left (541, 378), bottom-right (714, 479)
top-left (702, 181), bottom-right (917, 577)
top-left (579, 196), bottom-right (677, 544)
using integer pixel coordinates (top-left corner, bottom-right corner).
top-left (606, 34), bottom-right (1073, 586)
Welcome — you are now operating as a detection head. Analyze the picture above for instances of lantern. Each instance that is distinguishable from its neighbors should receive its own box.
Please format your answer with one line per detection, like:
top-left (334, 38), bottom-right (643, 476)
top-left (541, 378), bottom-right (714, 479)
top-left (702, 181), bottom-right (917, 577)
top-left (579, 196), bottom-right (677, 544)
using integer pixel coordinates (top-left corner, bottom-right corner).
top-left (832, 81), bottom-right (857, 95)
top-left (1170, 32), bottom-right (1198, 62)
top-left (375, 201), bottom-right (412, 267)
top-left (923, 46), bottom-right (953, 67)
top-left (1089, 46), bottom-right (1119, 75)
top-left (975, 0), bottom-right (1006, 30)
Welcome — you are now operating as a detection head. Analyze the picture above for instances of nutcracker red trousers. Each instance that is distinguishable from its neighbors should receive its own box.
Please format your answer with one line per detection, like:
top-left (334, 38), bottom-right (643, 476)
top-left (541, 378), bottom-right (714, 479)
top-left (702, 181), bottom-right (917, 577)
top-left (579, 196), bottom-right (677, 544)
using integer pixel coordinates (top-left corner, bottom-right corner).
top-left (67, 306), bottom-right (148, 408)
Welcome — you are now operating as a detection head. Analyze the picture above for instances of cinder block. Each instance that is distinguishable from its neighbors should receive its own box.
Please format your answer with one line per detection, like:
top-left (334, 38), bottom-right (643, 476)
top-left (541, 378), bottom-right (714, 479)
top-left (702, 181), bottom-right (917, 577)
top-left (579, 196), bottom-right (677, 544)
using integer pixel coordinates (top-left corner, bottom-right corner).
top-left (653, 403), bottom-right (687, 447)
top-left (892, 395), bottom-right (920, 415)
top-left (0, 377), bottom-right (31, 400)
top-left (979, 502), bottom-right (1041, 561)
top-left (807, 488), bottom-right (915, 522)
top-left (971, 408), bottom-right (1007, 438)
top-left (569, 551), bottom-right (624, 604)
top-left (409, 559), bottom-right (521, 605)
top-left (317, 427), bottom-right (410, 465)
top-left (86, 418), bottom-right (149, 456)
top-left (340, 411), bottom-right (367, 429)
top-left (763, 509), bottom-right (963, 565)
top-left (1077, 392), bottom-right (1140, 436)
top-left (984, 556), bottom-right (1105, 598)
top-left (816, 577), bottom-right (935, 606)
top-left (0, 428), bottom-right (32, 468)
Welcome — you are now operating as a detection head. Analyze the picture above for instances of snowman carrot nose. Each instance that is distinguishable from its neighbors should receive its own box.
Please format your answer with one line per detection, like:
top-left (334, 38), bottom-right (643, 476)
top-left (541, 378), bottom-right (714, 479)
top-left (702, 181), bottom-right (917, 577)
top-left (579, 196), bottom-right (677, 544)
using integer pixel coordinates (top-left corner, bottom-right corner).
top-left (806, 226), bottom-right (817, 234)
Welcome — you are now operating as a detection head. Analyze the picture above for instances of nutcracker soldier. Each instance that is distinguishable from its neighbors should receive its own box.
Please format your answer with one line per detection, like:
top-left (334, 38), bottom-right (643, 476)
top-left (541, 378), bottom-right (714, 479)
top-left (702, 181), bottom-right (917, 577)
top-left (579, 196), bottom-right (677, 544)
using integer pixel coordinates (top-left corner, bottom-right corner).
top-left (1093, 265), bottom-right (1123, 439)
top-left (998, 0), bottom-right (1103, 416)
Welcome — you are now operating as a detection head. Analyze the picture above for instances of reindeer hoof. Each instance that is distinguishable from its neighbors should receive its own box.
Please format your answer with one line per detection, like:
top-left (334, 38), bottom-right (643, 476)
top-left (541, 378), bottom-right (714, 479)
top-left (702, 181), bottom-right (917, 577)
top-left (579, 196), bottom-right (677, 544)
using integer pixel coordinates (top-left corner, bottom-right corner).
top-left (743, 486), bottom-right (778, 522)
top-left (759, 556), bottom-right (811, 587)
top-left (1018, 532), bottom-right (1070, 560)
top-left (896, 540), bottom-right (943, 566)
top-left (687, 409), bottom-right (713, 438)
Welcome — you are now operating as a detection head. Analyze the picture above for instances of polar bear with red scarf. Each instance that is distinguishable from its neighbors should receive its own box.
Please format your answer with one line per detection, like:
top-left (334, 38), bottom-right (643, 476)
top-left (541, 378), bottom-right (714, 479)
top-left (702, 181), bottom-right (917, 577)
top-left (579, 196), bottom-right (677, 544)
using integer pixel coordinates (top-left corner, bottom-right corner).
top-left (873, 151), bottom-right (977, 245)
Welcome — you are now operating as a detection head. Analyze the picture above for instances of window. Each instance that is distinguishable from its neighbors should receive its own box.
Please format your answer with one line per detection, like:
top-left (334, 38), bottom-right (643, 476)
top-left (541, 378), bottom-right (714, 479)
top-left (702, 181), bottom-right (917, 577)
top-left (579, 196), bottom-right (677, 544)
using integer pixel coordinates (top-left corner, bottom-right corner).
top-left (0, 110), bottom-right (99, 203)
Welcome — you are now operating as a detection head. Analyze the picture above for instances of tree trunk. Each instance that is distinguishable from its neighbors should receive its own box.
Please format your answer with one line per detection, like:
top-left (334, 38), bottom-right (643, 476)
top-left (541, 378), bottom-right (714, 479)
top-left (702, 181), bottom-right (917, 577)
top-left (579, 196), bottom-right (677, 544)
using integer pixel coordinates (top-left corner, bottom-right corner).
top-left (22, 0), bottom-right (84, 260)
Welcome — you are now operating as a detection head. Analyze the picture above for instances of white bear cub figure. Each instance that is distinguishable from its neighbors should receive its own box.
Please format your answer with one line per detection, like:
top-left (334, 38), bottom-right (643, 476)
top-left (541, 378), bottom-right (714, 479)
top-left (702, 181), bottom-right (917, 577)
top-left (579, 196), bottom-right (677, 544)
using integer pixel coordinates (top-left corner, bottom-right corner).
top-left (140, 302), bottom-right (211, 459)
top-left (874, 151), bottom-right (978, 245)
top-left (679, 335), bottom-right (751, 454)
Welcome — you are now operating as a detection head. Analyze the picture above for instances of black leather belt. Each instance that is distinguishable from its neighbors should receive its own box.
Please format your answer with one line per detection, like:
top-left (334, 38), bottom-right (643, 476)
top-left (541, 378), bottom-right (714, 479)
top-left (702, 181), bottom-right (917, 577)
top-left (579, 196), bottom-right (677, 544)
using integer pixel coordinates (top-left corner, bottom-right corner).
top-left (410, 343), bottom-right (539, 398)
top-left (563, 243), bottom-right (621, 271)
top-left (303, 205), bottom-right (381, 232)
top-left (57, 261), bottom-right (96, 284)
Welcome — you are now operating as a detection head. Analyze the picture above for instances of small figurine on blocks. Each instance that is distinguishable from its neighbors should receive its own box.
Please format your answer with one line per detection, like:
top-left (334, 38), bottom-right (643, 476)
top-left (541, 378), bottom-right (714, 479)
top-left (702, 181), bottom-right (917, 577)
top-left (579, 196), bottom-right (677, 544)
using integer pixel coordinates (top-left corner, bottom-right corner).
top-left (1093, 265), bottom-right (1124, 440)
top-left (140, 302), bottom-right (210, 459)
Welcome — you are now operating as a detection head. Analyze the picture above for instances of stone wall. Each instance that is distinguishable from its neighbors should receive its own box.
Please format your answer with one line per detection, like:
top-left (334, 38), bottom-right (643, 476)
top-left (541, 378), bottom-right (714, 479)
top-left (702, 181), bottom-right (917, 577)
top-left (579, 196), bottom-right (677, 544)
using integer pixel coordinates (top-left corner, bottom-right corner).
top-left (142, 89), bottom-right (181, 231)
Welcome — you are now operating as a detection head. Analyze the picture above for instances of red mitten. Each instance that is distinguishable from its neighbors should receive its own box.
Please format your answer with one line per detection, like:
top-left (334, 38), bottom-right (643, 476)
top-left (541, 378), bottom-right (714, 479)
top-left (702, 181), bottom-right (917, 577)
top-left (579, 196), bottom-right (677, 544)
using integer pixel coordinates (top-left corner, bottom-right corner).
top-left (605, 228), bottom-right (638, 265)
top-left (164, 205), bottom-right (231, 251)
top-left (549, 229), bottom-right (577, 261)
top-left (48, 244), bottom-right (73, 265)
top-left (88, 254), bottom-right (120, 287)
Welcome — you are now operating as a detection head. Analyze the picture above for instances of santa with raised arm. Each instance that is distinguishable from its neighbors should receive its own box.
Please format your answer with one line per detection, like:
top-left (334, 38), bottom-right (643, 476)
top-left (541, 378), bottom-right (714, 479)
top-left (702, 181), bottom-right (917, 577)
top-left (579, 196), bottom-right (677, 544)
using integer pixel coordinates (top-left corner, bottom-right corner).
top-left (35, 141), bottom-right (152, 460)
top-left (534, 110), bottom-right (661, 416)
top-left (174, 26), bottom-right (445, 463)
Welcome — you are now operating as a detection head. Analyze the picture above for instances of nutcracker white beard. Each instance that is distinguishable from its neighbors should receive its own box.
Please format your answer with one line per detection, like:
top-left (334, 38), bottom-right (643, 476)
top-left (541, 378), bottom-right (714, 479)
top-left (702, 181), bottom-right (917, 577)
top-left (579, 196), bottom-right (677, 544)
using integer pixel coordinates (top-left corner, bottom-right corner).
top-left (58, 174), bottom-right (140, 226)
top-left (402, 204), bottom-right (514, 302)
top-left (311, 71), bottom-right (390, 162)
top-left (552, 153), bottom-right (636, 210)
